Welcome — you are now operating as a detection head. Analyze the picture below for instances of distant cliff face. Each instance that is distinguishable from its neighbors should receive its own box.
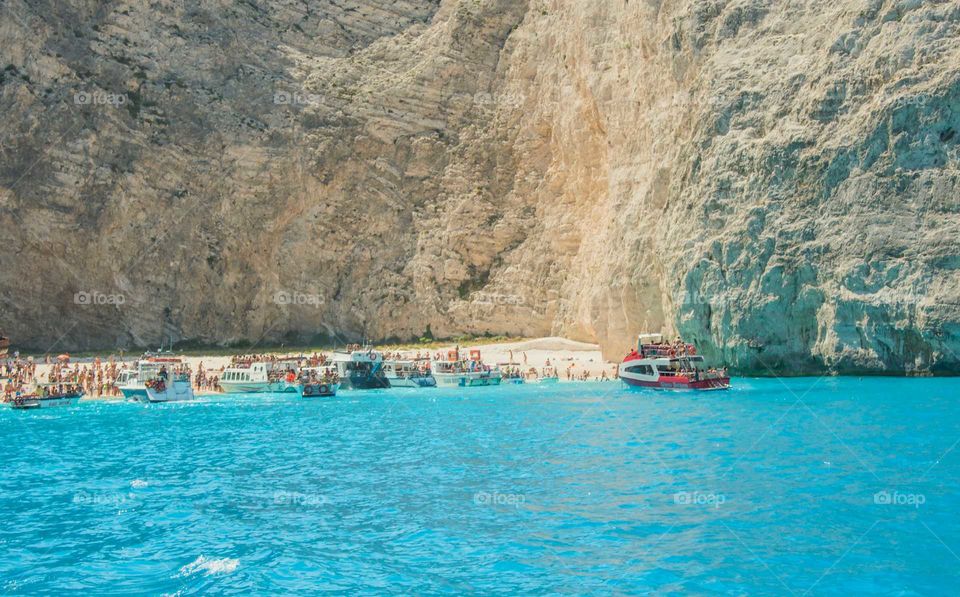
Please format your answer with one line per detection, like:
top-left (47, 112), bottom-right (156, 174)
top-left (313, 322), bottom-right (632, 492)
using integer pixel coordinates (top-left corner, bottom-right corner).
top-left (2, 0), bottom-right (959, 374)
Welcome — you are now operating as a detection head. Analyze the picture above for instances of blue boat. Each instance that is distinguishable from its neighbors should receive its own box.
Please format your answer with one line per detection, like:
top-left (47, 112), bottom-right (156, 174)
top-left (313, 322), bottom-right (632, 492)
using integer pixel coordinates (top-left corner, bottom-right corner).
top-left (331, 346), bottom-right (390, 390)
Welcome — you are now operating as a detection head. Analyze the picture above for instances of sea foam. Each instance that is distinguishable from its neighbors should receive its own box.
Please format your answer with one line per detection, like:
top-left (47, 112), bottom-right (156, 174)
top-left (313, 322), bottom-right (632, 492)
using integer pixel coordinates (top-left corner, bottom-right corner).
top-left (177, 555), bottom-right (239, 577)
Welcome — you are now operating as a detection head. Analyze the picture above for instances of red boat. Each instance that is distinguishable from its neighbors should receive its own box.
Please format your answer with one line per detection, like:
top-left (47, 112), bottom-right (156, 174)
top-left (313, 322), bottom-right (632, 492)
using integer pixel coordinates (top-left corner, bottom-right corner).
top-left (619, 334), bottom-right (730, 391)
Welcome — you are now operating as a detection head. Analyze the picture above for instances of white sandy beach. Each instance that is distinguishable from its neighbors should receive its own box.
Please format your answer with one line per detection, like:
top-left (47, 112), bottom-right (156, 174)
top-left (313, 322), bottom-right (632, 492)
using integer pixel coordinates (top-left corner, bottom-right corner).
top-left (21, 337), bottom-right (619, 399)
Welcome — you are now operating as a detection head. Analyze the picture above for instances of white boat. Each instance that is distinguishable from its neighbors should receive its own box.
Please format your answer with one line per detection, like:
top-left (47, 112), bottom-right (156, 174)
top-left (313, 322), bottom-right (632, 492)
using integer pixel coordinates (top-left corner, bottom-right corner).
top-left (382, 360), bottom-right (436, 388)
top-left (117, 354), bottom-right (195, 403)
top-left (219, 360), bottom-right (300, 394)
top-left (331, 346), bottom-right (390, 390)
top-left (117, 365), bottom-right (147, 402)
top-left (431, 349), bottom-right (502, 388)
top-left (114, 368), bottom-right (138, 392)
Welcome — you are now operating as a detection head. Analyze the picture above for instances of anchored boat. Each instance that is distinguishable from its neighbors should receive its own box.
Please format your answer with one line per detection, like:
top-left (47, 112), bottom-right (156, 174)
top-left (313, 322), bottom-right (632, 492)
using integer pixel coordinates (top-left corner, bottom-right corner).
top-left (219, 360), bottom-right (300, 394)
top-left (331, 346), bottom-right (390, 390)
top-left (382, 359), bottom-right (436, 388)
top-left (619, 334), bottom-right (730, 391)
top-left (294, 366), bottom-right (340, 398)
top-left (431, 349), bottom-right (502, 388)
top-left (113, 368), bottom-right (138, 394)
top-left (117, 353), bottom-right (195, 403)
top-left (4, 385), bottom-right (84, 410)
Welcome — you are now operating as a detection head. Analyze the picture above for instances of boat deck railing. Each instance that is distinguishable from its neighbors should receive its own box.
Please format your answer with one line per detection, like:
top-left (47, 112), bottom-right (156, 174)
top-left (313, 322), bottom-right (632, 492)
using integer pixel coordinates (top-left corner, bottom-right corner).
top-left (658, 368), bottom-right (728, 379)
top-left (641, 344), bottom-right (698, 358)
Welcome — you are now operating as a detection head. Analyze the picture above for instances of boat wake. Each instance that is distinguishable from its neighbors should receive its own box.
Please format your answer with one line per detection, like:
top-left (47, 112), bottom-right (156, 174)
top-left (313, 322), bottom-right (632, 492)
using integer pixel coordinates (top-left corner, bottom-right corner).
top-left (177, 555), bottom-right (239, 577)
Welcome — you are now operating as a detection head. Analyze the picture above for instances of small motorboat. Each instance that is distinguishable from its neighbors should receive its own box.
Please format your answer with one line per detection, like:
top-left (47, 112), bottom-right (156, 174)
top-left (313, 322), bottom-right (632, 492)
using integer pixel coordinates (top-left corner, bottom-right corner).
top-left (117, 353), bottom-right (195, 403)
top-left (294, 366), bottom-right (340, 398)
top-left (300, 382), bottom-right (338, 398)
top-left (498, 362), bottom-right (526, 385)
top-left (5, 388), bottom-right (84, 410)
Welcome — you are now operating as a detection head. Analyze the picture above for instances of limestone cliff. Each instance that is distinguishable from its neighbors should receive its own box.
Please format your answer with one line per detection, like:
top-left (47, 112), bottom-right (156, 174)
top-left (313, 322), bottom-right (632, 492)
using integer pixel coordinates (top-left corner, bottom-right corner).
top-left (1, 0), bottom-right (958, 375)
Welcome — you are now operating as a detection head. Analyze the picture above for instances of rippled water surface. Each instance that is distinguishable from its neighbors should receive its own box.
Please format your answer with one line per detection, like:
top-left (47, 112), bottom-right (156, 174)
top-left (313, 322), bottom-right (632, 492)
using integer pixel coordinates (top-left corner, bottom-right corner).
top-left (2, 378), bottom-right (959, 594)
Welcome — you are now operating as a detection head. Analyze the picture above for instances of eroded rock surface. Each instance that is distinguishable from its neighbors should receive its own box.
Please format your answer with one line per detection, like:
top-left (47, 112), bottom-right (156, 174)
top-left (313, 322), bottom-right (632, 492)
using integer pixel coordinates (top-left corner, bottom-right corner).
top-left (2, 0), bottom-right (958, 374)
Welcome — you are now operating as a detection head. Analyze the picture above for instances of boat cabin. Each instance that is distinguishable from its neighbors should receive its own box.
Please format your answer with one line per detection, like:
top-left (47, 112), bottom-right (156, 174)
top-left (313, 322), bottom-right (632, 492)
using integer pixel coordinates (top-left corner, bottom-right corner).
top-left (137, 357), bottom-right (190, 383)
top-left (383, 360), bottom-right (419, 378)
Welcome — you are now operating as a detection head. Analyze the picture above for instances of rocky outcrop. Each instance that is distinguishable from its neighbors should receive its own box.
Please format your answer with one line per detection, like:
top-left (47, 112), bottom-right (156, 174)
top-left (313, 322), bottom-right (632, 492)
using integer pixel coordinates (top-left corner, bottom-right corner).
top-left (1, 0), bottom-right (958, 375)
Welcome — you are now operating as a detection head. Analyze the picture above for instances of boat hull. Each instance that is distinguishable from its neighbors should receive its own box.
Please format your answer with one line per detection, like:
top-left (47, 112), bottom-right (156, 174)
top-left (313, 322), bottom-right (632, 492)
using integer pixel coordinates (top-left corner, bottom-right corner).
top-left (145, 387), bottom-right (195, 402)
top-left (7, 393), bottom-right (82, 410)
top-left (118, 386), bottom-right (149, 402)
top-left (339, 373), bottom-right (390, 391)
top-left (219, 381), bottom-right (298, 394)
top-left (119, 380), bottom-right (195, 403)
top-left (299, 382), bottom-right (339, 398)
top-left (434, 373), bottom-right (502, 388)
top-left (386, 375), bottom-right (437, 388)
top-left (621, 375), bottom-right (731, 391)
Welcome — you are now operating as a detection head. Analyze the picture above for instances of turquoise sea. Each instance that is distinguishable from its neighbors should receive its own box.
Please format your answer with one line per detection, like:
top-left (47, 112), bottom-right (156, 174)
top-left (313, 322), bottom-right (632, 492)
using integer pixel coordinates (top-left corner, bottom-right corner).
top-left (1, 378), bottom-right (959, 595)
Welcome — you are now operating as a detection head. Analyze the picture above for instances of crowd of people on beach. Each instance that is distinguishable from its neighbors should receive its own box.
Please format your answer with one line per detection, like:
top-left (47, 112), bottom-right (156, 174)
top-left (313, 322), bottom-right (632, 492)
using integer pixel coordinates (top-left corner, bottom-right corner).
top-left (192, 362), bottom-right (221, 392)
top-left (1, 357), bottom-right (35, 401)
top-left (47, 358), bottom-right (125, 397)
top-left (1, 356), bottom-right (111, 400)
top-left (1, 344), bottom-right (627, 404)
top-left (565, 363), bottom-right (613, 381)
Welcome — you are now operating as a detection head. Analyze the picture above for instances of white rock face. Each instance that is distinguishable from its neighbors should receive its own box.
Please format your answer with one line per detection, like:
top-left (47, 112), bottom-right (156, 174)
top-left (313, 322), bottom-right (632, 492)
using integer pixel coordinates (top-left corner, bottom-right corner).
top-left (1, 0), bottom-right (958, 374)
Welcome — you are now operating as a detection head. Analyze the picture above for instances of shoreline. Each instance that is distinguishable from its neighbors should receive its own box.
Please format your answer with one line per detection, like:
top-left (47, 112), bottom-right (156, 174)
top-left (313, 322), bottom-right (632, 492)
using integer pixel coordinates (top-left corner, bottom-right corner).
top-left (7, 336), bottom-right (949, 384)
top-left (9, 337), bottom-right (618, 399)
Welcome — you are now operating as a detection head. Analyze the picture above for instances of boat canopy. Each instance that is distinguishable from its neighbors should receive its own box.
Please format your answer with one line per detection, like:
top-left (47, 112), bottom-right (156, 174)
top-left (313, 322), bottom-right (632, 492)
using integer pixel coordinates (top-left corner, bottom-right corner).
top-left (638, 333), bottom-right (664, 348)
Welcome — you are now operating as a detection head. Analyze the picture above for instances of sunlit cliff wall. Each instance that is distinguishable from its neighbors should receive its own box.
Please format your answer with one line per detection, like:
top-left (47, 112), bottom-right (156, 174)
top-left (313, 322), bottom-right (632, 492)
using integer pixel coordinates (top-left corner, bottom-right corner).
top-left (2, 0), bottom-right (958, 374)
